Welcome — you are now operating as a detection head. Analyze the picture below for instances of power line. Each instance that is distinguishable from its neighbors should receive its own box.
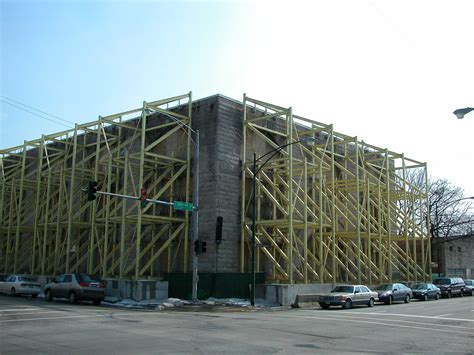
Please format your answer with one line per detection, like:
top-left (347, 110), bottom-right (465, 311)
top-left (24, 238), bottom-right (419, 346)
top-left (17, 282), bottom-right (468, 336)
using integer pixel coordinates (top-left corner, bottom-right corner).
top-left (0, 95), bottom-right (76, 125)
top-left (0, 99), bottom-right (72, 129)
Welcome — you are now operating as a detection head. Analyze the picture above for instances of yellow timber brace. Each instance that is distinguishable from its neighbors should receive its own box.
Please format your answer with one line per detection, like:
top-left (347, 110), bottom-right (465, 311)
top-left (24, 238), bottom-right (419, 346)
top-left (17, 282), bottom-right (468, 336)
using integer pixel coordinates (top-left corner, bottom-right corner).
top-left (240, 95), bottom-right (432, 284)
top-left (0, 93), bottom-right (193, 279)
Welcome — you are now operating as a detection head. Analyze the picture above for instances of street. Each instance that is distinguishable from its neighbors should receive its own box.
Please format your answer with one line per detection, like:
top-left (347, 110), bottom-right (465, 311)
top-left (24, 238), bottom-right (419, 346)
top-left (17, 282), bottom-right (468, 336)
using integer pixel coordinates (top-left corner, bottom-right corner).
top-left (0, 295), bottom-right (473, 354)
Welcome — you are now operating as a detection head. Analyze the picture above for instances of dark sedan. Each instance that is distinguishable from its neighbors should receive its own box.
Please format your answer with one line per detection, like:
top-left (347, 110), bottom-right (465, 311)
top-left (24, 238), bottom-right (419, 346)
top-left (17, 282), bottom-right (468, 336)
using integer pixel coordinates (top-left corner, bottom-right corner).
top-left (463, 279), bottom-right (474, 296)
top-left (372, 283), bottom-right (413, 305)
top-left (410, 282), bottom-right (440, 301)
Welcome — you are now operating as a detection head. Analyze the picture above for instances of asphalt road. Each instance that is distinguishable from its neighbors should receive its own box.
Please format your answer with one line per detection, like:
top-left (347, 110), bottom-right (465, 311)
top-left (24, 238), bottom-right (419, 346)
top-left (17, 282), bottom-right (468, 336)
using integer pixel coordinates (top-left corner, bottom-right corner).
top-left (0, 294), bottom-right (473, 354)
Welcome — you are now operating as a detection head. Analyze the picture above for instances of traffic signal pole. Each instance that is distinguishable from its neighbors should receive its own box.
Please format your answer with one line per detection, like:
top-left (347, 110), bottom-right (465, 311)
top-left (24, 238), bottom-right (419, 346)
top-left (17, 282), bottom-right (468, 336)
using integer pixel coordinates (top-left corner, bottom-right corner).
top-left (82, 188), bottom-right (174, 207)
top-left (191, 130), bottom-right (200, 302)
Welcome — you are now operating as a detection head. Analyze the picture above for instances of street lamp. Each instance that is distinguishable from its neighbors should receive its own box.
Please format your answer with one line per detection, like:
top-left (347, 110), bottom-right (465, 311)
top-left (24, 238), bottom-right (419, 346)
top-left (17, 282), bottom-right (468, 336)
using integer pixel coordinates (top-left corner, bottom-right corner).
top-left (453, 107), bottom-right (474, 119)
top-left (250, 136), bottom-right (315, 306)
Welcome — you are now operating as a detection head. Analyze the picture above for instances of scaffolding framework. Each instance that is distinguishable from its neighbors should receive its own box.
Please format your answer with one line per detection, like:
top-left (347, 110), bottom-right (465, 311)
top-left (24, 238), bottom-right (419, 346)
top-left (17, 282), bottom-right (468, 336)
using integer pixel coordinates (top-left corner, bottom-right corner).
top-left (0, 93), bottom-right (193, 279)
top-left (1, 92), bottom-right (432, 285)
top-left (240, 95), bottom-right (431, 284)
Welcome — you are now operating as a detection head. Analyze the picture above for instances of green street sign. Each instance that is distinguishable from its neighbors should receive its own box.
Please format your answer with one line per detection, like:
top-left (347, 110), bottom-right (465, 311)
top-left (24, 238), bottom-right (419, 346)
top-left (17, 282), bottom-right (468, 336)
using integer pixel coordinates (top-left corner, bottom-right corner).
top-left (173, 201), bottom-right (194, 211)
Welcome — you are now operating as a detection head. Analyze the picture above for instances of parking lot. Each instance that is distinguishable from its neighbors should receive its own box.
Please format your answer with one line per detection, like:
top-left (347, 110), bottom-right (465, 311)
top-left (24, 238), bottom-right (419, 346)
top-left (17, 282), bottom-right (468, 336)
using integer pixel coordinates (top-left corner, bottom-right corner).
top-left (1, 294), bottom-right (473, 354)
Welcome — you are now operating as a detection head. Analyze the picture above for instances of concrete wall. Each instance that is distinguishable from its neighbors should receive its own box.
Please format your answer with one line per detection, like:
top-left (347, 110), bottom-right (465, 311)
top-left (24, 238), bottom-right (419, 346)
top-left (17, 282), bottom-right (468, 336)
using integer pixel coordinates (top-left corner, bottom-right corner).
top-left (260, 283), bottom-right (334, 306)
top-left (193, 96), bottom-right (243, 273)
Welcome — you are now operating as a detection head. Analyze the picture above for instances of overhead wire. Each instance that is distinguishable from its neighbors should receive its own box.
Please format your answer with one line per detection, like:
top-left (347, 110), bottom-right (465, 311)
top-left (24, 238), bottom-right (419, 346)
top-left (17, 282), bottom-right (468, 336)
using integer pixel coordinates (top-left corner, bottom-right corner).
top-left (0, 96), bottom-right (75, 128)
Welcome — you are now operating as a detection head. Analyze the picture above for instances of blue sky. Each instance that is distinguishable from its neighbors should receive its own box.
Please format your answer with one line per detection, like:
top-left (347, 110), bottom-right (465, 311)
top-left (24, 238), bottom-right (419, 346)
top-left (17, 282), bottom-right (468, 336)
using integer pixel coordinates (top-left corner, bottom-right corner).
top-left (1, 0), bottom-right (473, 196)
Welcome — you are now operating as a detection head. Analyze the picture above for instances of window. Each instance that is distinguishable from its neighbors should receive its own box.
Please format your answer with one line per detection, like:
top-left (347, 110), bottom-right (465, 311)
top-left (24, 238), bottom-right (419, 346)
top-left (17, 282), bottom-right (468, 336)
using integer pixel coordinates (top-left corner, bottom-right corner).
top-left (449, 246), bottom-right (453, 252)
top-left (457, 247), bottom-right (462, 252)
top-left (64, 275), bottom-right (72, 282)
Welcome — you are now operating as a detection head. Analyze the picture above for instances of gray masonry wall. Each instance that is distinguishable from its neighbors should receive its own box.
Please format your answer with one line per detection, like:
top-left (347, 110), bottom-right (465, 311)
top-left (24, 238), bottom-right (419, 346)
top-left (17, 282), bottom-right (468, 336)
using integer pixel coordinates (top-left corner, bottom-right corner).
top-left (192, 96), bottom-right (243, 273)
top-left (443, 236), bottom-right (473, 278)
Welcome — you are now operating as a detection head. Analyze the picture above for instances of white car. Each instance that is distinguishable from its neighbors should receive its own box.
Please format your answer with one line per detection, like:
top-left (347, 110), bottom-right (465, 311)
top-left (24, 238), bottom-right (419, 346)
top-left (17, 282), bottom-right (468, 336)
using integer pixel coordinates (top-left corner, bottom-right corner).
top-left (0, 274), bottom-right (42, 297)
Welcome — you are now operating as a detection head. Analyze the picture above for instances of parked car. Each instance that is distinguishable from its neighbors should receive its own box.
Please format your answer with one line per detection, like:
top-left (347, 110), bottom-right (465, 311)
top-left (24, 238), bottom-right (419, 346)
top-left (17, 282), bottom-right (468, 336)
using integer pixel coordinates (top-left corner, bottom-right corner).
top-left (372, 283), bottom-right (413, 305)
top-left (433, 277), bottom-right (465, 298)
top-left (410, 282), bottom-right (440, 301)
top-left (0, 274), bottom-right (41, 297)
top-left (318, 285), bottom-right (378, 309)
top-left (462, 279), bottom-right (473, 296)
top-left (45, 273), bottom-right (105, 305)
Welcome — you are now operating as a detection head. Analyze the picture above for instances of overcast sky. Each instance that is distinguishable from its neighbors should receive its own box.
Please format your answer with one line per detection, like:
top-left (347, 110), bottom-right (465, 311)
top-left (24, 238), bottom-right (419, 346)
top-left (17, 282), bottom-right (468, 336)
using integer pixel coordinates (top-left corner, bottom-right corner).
top-left (1, 0), bottom-right (473, 196)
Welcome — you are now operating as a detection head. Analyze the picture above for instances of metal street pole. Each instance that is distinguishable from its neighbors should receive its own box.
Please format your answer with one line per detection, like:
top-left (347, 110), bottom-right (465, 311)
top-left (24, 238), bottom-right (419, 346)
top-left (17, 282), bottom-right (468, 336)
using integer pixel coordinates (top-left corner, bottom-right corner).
top-left (191, 130), bottom-right (200, 302)
top-left (251, 152), bottom-right (257, 306)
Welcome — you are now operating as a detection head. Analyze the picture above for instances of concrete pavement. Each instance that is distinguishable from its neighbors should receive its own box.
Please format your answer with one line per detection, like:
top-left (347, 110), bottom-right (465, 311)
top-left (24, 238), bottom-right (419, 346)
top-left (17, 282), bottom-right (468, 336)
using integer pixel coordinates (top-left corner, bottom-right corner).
top-left (0, 294), bottom-right (473, 354)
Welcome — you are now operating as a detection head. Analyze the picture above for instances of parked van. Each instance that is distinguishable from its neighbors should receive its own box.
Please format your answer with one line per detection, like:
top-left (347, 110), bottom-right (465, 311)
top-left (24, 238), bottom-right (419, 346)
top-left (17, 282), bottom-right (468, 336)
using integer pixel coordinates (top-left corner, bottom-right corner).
top-left (433, 277), bottom-right (465, 298)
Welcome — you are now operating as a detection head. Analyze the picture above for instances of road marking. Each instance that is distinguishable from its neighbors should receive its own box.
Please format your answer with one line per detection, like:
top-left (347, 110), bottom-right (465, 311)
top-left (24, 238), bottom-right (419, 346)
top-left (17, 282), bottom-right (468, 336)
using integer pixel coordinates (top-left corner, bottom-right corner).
top-left (435, 313), bottom-right (453, 317)
top-left (0, 314), bottom-right (98, 323)
top-left (271, 313), bottom-right (474, 335)
top-left (0, 310), bottom-right (65, 317)
top-left (335, 311), bottom-right (474, 322)
top-left (0, 308), bottom-right (39, 312)
top-left (309, 313), bottom-right (473, 330)
top-left (0, 310), bottom-right (164, 323)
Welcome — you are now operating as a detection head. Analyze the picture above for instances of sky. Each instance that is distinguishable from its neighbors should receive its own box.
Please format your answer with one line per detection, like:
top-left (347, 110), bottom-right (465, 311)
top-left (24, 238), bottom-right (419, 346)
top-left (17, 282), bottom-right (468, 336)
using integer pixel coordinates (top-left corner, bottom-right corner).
top-left (1, 0), bottom-right (473, 197)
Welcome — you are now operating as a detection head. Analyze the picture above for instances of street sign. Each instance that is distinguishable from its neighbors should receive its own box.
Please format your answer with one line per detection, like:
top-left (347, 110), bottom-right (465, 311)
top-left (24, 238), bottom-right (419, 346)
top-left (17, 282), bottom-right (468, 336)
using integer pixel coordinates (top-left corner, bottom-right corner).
top-left (173, 200), bottom-right (194, 211)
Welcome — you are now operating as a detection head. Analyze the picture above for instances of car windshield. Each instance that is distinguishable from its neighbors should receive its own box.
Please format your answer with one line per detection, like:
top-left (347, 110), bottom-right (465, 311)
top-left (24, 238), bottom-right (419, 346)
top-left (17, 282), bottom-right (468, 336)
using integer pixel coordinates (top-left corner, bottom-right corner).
top-left (411, 283), bottom-right (428, 290)
top-left (434, 278), bottom-right (450, 285)
top-left (18, 276), bottom-right (36, 282)
top-left (76, 273), bottom-right (102, 282)
top-left (373, 284), bottom-right (392, 291)
top-left (331, 286), bottom-right (354, 293)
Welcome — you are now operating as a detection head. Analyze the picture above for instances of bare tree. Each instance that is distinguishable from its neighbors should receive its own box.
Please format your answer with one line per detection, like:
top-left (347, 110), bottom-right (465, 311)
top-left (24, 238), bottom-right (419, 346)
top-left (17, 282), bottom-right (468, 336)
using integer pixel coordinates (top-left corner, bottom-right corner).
top-left (401, 171), bottom-right (473, 239)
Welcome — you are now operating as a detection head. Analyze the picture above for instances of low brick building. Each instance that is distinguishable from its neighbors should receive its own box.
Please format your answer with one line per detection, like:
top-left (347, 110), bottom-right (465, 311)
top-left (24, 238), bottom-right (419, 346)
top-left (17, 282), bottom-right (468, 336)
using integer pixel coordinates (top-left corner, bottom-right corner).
top-left (432, 235), bottom-right (474, 278)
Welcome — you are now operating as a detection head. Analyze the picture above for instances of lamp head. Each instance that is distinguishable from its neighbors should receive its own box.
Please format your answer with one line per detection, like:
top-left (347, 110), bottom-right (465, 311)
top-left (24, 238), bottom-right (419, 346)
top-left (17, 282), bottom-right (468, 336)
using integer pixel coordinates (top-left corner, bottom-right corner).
top-left (453, 107), bottom-right (474, 119)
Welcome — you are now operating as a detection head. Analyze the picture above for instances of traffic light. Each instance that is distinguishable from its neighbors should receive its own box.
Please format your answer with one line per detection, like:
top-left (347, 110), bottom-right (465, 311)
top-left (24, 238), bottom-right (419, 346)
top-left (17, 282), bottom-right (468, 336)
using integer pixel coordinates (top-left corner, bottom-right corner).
top-left (140, 187), bottom-right (147, 208)
top-left (194, 240), bottom-right (207, 254)
top-left (87, 181), bottom-right (98, 201)
top-left (216, 216), bottom-right (223, 244)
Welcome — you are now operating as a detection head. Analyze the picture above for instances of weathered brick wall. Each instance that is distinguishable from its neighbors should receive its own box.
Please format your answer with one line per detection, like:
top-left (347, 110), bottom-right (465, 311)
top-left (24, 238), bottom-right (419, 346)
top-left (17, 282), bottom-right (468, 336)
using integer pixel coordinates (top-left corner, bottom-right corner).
top-left (443, 236), bottom-right (474, 278)
top-left (192, 95), bottom-right (243, 272)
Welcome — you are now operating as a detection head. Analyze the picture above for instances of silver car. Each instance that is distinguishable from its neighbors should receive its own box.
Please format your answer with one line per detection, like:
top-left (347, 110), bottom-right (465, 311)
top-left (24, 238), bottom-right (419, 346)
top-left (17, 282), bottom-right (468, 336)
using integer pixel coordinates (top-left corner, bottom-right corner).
top-left (318, 285), bottom-right (378, 309)
top-left (45, 273), bottom-right (105, 305)
top-left (0, 274), bottom-right (41, 297)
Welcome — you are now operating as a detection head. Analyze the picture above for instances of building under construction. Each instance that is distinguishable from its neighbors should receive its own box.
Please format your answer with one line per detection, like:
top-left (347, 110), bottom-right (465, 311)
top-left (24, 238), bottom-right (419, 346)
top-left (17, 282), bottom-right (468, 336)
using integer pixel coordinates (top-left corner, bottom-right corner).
top-left (0, 92), bottom-right (432, 299)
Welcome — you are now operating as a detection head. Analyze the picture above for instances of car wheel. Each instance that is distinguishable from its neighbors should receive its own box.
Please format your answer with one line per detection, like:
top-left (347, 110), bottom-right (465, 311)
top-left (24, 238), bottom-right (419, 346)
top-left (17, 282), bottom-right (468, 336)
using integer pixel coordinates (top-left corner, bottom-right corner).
top-left (404, 294), bottom-right (410, 303)
top-left (320, 304), bottom-right (330, 310)
top-left (385, 296), bottom-right (393, 305)
top-left (68, 292), bottom-right (77, 304)
top-left (368, 298), bottom-right (375, 307)
top-left (423, 294), bottom-right (428, 302)
top-left (93, 299), bottom-right (102, 306)
top-left (344, 299), bottom-right (353, 309)
top-left (45, 289), bottom-right (52, 301)
top-left (31, 293), bottom-right (38, 298)
top-left (435, 293), bottom-right (440, 300)
top-left (10, 288), bottom-right (16, 297)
